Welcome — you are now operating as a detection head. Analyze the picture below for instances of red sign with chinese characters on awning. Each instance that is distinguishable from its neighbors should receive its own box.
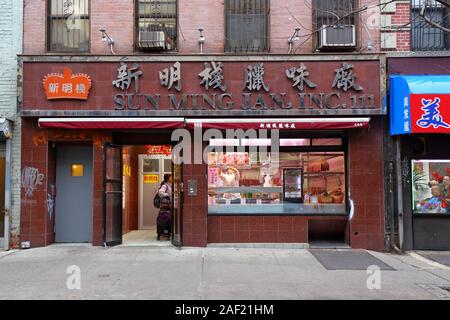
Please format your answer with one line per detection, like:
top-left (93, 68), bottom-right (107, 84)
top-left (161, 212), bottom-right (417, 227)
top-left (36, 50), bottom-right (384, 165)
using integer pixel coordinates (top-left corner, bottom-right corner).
top-left (410, 94), bottom-right (450, 133)
top-left (43, 68), bottom-right (92, 100)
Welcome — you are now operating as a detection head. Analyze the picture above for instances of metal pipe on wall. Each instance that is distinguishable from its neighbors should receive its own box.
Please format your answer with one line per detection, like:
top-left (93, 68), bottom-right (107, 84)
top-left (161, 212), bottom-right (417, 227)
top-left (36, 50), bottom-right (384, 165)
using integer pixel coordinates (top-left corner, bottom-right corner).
top-left (4, 135), bottom-right (11, 250)
top-left (395, 135), bottom-right (404, 251)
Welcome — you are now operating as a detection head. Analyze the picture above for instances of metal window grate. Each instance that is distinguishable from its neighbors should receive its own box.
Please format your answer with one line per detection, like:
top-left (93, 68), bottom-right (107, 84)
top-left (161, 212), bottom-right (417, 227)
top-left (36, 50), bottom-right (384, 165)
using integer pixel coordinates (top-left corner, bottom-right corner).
top-left (136, 0), bottom-right (177, 51)
top-left (411, 0), bottom-right (450, 51)
top-left (225, 0), bottom-right (270, 53)
top-left (313, 0), bottom-right (357, 51)
top-left (47, 0), bottom-right (90, 52)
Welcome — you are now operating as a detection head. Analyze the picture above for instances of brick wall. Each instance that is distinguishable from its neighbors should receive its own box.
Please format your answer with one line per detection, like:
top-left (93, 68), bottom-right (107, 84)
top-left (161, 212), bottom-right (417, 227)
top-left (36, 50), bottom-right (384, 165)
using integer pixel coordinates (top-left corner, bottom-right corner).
top-left (23, 0), bottom-right (382, 55)
top-left (380, 0), bottom-right (411, 51)
top-left (0, 0), bottom-right (23, 249)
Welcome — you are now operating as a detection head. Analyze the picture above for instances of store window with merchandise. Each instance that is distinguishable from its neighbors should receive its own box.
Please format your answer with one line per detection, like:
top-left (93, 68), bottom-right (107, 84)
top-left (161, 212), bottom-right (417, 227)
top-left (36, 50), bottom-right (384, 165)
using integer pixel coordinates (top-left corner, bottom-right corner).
top-left (412, 159), bottom-right (450, 215)
top-left (207, 134), bottom-right (348, 215)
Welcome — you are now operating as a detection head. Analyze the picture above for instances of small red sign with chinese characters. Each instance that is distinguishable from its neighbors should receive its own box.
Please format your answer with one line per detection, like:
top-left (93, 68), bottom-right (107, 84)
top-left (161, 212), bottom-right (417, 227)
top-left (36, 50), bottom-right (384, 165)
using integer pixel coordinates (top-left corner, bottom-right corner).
top-left (410, 94), bottom-right (450, 133)
top-left (146, 145), bottom-right (172, 156)
top-left (43, 68), bottom-right (92, 100)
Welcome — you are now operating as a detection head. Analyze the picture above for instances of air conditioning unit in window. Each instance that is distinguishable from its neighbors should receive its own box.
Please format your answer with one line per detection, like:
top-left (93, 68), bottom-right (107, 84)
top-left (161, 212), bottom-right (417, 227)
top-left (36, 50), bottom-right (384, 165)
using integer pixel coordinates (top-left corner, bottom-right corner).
top-left (318, 25), bottom-right (356, 50)
top-left (138, 30), bottom-right (166, 49)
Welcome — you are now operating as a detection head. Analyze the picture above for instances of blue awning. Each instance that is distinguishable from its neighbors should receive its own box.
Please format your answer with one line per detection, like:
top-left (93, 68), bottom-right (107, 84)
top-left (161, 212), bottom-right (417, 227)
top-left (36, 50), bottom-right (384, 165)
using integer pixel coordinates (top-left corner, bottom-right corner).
top-left (390, 75), bottom-right (450, 135)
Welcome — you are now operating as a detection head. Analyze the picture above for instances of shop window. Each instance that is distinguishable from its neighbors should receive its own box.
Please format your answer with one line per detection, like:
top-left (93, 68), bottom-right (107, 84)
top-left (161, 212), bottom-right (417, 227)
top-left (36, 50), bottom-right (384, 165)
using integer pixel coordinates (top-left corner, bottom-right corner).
top-left (207, 139), bottom-right (347, 215)
top-left (411, 0), bottom-right (449, 51)
top-left (313, 0), bottom-right (358, 51)
top-left (135, 0), bottom-right (177, 51)
top-left (225, 0), bottom-right (270, 53)
top-left (47, 0), bottom-right (90, 53)
top-left (412, 160), bottom-right (450, 214)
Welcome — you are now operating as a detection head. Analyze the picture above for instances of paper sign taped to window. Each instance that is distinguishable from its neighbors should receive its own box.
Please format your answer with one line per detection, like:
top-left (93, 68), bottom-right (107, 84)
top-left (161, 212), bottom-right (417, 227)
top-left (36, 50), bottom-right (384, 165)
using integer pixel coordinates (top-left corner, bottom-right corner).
top-left (143, 174), bottom-right (159, 184)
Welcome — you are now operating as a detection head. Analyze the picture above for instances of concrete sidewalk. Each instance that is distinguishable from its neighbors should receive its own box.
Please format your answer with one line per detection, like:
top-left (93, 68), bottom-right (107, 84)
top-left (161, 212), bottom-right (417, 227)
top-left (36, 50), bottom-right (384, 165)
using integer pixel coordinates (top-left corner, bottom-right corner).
top-left (0, 245), bottom-right (450, 300)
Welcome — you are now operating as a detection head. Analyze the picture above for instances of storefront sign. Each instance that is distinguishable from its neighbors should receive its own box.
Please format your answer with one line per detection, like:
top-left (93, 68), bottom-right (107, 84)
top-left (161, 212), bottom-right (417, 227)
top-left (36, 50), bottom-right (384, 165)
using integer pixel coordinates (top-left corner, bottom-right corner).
top-left (43, 68), bottom-right (91, 100)
top-left (111, 61), bottom-right (375, 111)
top-left (23, 58), bottom-right (383, 116)
top-left (146, 145), bottom-right (172, 156)
top-left (390, 75), bottom-right (450, 135)
top-left (143, 174), bottom-right (159, 184)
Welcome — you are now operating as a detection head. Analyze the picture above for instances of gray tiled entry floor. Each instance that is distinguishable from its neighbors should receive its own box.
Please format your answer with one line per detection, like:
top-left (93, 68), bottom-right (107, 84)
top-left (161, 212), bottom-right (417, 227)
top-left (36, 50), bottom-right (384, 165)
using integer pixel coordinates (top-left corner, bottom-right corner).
top-left (309, 249), bottom-right (396, 270)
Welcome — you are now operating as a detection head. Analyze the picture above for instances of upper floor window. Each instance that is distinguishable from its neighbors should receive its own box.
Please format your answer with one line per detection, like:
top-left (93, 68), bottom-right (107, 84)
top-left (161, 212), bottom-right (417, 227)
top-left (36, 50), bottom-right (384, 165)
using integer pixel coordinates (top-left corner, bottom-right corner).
top-left (225, 0), bottom-right (270, 53)
top-left (135, 0), bottom-right (177, 51)
top-left (411, 0), bottom-right (449, 51)
top-left (313, 0), bottom-right (357, 51)
top-left (47, 0), bottom-right (90, 52)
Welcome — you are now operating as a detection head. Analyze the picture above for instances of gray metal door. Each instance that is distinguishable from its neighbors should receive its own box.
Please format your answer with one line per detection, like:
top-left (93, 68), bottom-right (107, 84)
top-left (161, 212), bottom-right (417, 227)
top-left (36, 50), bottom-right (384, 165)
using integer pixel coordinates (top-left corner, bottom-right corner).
top-left (55, 146), bottom-right (93, 243)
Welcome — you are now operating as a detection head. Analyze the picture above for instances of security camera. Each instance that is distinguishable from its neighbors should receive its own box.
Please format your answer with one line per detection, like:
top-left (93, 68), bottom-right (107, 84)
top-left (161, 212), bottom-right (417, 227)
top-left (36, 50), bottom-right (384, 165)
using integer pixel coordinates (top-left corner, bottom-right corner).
top-left (198, 27), bottom-right (205, 44)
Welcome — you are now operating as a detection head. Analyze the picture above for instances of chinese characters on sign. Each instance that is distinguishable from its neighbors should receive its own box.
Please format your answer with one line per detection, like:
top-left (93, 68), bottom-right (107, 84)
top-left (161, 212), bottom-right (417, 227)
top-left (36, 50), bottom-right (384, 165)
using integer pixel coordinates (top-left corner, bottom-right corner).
top-left (42, 59), bottom-right (377, 112)
top-left (112, 62), bottom-right (143, 93)
top-left (159, 61), bottom-right (182, 92)
top-left (260, 122), bottom-right (297, 129)
top-left (332, 63), bottom-right (363, 92)
top-left (416, 97), bottom-right (450, 129)
top-left (285, 63), bottom-right (317, 92)
top-left (143, 174), bottom-right (159, 184)
top-left (244, 63), bottom-right (270, 92)
top-left (43, 68), bottom-right (91, 100)
top-left (146, 145), bottom-right (172, 156)
top-left (198, 61), bottom-right (227, 92)
top-left (403, 96), bottom-right (410, 132)
top-left (110, 61), bottom-right (365, 94)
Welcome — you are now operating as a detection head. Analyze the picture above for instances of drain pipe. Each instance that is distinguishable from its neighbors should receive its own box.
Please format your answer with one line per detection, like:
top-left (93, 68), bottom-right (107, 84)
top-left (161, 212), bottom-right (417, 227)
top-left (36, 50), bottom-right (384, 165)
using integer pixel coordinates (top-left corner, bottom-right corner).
top-left (4, 132), bottom-right (11, 250)
top-left (395, 136), bottom-right (404, 251)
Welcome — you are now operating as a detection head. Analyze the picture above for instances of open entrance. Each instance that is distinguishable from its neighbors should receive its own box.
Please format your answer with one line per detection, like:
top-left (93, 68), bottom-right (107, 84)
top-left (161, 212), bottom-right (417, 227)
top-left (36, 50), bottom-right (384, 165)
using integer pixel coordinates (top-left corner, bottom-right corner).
top-left (117, 143), bottom-right (182, 247)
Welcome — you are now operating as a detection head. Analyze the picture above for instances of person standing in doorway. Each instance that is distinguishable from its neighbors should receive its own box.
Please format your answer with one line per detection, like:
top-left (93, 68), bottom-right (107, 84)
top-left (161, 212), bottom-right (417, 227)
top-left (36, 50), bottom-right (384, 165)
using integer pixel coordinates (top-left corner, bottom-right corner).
top-left (158, 174), bottom-right (172, 202)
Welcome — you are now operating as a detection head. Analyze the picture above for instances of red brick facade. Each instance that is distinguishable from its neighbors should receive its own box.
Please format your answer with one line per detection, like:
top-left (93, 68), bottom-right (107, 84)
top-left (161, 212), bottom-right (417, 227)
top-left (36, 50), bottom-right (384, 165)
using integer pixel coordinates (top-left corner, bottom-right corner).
top-left (381, 1), bottom-right (411, 51)
top-left (23, 0), bottom-right (381, 55)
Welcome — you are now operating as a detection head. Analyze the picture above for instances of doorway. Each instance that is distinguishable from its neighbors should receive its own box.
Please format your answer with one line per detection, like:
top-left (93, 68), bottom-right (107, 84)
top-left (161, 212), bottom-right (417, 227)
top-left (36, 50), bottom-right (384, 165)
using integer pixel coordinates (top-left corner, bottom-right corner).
top-left (55, 146), bottom-right (93, 243)
top-left (138, 154), bottom-right (172, 231)
top-left (119, 144), bottom-right (181, 247)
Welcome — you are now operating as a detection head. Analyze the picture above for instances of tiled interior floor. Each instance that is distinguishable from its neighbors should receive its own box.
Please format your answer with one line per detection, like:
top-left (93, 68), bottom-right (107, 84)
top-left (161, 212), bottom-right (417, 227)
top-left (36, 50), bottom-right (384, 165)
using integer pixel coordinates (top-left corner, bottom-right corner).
top-left (122, 229), bottom-right (172, 247)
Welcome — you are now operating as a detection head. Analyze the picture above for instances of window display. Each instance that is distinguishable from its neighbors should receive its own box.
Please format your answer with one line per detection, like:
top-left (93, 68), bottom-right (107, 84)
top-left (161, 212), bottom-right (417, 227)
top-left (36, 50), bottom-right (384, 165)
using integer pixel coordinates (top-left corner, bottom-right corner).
top-left (412, 160), bottom-right (450, 214)
top-left (207, 149), bottom-right (346, 215)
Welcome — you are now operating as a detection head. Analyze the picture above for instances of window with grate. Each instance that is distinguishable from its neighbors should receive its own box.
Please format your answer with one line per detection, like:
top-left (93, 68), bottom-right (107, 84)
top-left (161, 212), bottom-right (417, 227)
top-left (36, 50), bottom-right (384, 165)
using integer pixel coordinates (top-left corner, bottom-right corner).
top-left (225, 0), bottom-right (270, 53)
top-left (313, 0), bottom-right (357, 51)
top-left (136, 0), bottom-right (177, 51)
top-left (411, 0), bottom-right (449, 51)
top-left (47, 0), bottom-right (90, 52)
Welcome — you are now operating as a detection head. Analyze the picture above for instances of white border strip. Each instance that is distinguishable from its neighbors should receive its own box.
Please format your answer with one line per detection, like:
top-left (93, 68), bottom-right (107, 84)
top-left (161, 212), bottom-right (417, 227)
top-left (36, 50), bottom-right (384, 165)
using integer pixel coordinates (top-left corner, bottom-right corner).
top-left (38, 117), bottom-right (185, 124)
top-left (186, 118), bottom-right (370, 124)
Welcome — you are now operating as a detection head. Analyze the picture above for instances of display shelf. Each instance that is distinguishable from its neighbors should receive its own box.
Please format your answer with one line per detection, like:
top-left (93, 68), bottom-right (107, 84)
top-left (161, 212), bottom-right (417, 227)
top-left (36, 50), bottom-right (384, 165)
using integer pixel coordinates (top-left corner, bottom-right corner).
top-left (209, 186), bottom-right (283, 193)
top-left (208, 203), bottom-right (347, 215)
top-left (303, 172), bottom-right (344, 175)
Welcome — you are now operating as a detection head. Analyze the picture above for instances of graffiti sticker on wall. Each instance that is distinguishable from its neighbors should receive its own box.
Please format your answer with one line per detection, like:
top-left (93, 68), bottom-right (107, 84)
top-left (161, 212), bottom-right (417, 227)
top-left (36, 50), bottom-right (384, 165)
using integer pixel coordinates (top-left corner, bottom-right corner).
top-left (22, 166), bottom-right (45, 198)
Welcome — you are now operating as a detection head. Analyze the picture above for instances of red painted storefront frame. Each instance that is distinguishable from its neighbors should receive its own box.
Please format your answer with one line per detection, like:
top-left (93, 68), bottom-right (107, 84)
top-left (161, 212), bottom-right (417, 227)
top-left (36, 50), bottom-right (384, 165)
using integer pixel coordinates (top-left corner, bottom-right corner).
top-left (18, 58), bottom-right (386, 251)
